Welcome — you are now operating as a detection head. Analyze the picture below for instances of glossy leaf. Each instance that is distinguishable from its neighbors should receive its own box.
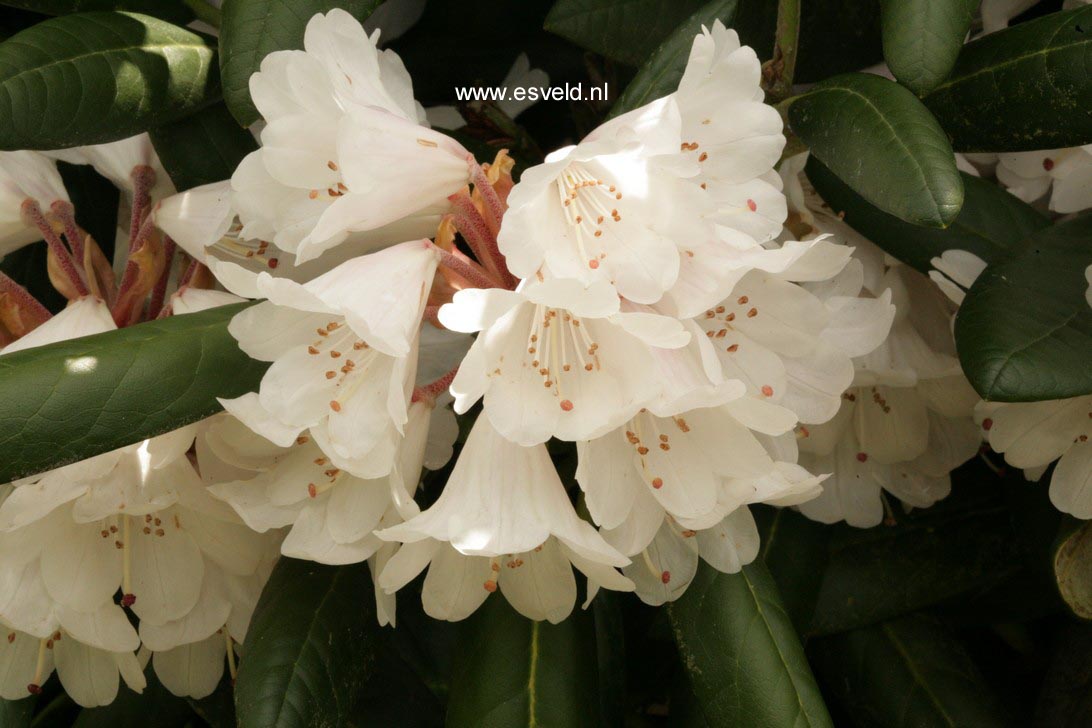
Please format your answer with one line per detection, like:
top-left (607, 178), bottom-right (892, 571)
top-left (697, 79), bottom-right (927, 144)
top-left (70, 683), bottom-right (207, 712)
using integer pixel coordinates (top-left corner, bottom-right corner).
top-left (880, 0), bottom-right (977, 95)
top-left (0, 1), bottom-right (193, 23)
top-left (0, 303), bottom-right (266, 482)
top-left (353, 642), bottom-right (443, 728)
top-left (219, 0), bottom-right (382, 127)
top-left (812, 614), bottom-right (1008, 727)
top-left (608, 0), bottom-right (739, 118)
top-left (668, 562), bottom-right (833, 728)
top-left (753, 505), bottom-right (831, 634)
top-left (954, 213), bottom-right (1092, 401)
top-left (235, 559), bottom-right (380, 728)
top-left (151, 102), bottom-right (258, 191)
top-left (592, 591), bottom-right (626, 726)
top-left (1034, 622), bottom-right (1092, 726)
top-left (446, 595), bottom-right (600, 727)
top-left (0, 12), bottom-right (219, 150)
top-left (806, 156), bottom-right (1048, 273)
top-left (810, 480), bottom-right (1025, 636)
top-left (786, 72), bottom-right (964, 228)
top-left (544, 0), bottom-right (708, 67)
top-left (0, 697), bottom-right (35, 728)
top-left (923, 6), bottom-right (1092, 151)
top-left (1054, 518), bottom-right (1092, 620)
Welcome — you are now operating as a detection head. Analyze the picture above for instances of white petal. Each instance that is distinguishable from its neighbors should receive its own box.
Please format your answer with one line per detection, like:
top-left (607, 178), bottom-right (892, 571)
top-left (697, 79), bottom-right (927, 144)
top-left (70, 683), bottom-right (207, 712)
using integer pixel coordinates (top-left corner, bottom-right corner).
top-left (54, 638), bottom-right (119, 708)
top-left (1050, 440), bottom-right (1092, 519)
top-left (498, 539), bottom-right (577, 624)
top-left (421, 547), bottom-right (492, 621)
top-left (129, 510), bottom-right (204, 624)
top-left (153, 633), bottom-right (225, 699)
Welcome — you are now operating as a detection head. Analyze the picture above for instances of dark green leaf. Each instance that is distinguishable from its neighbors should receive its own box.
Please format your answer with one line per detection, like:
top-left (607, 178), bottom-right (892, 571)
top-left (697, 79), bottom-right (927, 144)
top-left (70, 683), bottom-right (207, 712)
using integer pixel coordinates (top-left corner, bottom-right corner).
top-left (235, 559), bottom-right (380, 728)
top-left (608, 0), bottom-right (739, 118)
top-left (353, 641), bottom-right (443, 728)
top-left (786, 72), bottom-right (963, 227)
top-left (880, 0), bottom-right (978, 95)
top-left (219, 0), bottom-right (382, 126)
top-left (806, 156), bottom-right (1048, 273)
top-left (0, 1), bottom-right (193, 24)
top-left (923, 6), bottom-right (1092, 151)
top-left (0, 12), bottom-right (219, 149)
top-left (73, 665), bottom-right (193, 728)
top-left (954, 213), bottom-right (1092, 401)
top-left (1053, 518), bottom-right (1092, 620)
top-left (0, 697), bottom-right (36, 728)
top-left (812, 614), bottom-right (1008, 727)
top-left (446, 595), bottom-right (600, 728)
top-left (754, 505), bottom-right (832, 635)
top-left (810, 480), bottom-right (1025, 636)
top-left (186, 673), bottom-right (236, 728)
top-left (592, 591), bottom-right (626, 727)
top-left (151, 102), bottom-right (258, 191)
top-left (0, 302), bottom-right (267, 482)
top-left (668, 562), bottom-right (833, 728)
top-left (543, 0), bottom-right (708, 67)
top-left (1034, 622), bottom-right (1092, 726)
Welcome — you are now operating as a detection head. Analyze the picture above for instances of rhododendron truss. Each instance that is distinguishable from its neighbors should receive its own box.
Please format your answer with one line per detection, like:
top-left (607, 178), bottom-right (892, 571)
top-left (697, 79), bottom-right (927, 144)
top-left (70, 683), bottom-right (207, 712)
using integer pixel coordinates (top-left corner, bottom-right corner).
top-left (0, 0), bottom-right (1089, 722)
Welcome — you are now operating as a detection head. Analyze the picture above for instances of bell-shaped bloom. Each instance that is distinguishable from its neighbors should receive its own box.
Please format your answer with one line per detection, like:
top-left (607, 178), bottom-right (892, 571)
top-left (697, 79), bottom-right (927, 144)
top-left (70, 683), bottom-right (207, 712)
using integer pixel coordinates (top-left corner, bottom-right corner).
top-left (231, 8), bottom-right (471, 263)
top-left (0, 626), bottom-right (145, 707)
top-left (673, 20), bottom-right (787, 243)
top-left (376, 417), bottom-right (633, 622)
top-left (978, 396), bottom-right (1092, 518)
top-left (497, 97), bottom-right (706, 304)
top-left (0, 150), bottom-right (69, 256)
top-left (995, 145), bottom-right (1092, 214)
top-left (440, 278), bottom-right (720, 445)
top-left (209, 398), bottom-right (454, 566)
top-left (218, 240), bottom-right (440, 475)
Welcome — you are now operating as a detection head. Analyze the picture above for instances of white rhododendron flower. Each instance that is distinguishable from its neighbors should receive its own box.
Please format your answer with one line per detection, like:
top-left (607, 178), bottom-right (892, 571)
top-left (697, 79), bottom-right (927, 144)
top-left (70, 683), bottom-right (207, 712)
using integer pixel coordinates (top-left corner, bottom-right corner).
top-left (231, 9), bottom-right (472, 262)
top-left (0, 150), bottom-right (70, 255)
top-left (47, 133), bottom-right (175, 202)
top-left (376, 417), bottom-right (634, 623)
top-left (218, 240), bottom-right (440, 473)
top-left (996, 145), bottom-right (1092, 213)
top-left (977, 397), bottom-right (1092, 518)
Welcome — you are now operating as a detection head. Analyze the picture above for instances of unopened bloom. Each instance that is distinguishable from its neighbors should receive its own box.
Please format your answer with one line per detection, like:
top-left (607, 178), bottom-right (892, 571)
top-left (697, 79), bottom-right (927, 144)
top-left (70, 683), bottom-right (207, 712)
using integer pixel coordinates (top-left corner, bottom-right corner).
top-left (232, 9), bottom-right (471, 262)
top-left (218, 240), bottom-right (440, 474)
top-left (376, 417), bottom-right (633, 622)
top-left (996, 145), bottom-right (1092, 213)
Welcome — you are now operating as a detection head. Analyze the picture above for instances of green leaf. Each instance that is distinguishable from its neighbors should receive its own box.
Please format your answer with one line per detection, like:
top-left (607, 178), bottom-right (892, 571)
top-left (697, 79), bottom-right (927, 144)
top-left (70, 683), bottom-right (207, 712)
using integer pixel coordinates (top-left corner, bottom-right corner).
top-left (879, 0), bottom-right (977, 95)
top-left (353, 642), bottom-right (444, 728)
top-left (805, 156), bottom-right (1048, 273)
top-left (0, 697), bottom-right (36, 728)
top-left (954, 213), bottom-right (1092, 401)
top-left (922, 6), bottom-right (1092, 151)
top-left (219, 0), bottom-right (382, 127)
top-left (592, 591), bottom-right (626, 726)
top-left (786, 72), bottom-right (964, 228)
top-left (0, 1), bottom-right (194, 24)
top-left (0, 12), bottom-right (219, 150)
top-left (753, 505), bottom-right (832, 635)
top-left (544, 0), bottom-right (708, 67)
top-left (608, 0), bottom-right (740, 118)
top-left (1053, 518), bottom-right (1092, 620)
top-left (235, 559), bottom-right (380, 728)
top-left (812, 614), bottom-right (1008, 727)
top-left (0, 302), bottom-right (266, 482)
top-left (1034, 622), bottom-right (1092, 726)
top-left (186, 674), bottom-right (236, 728)
top-left (667, 562), bottom-right (833, 728)
top-left (151, 102), bottom-right (257, 191)
top-left (445, 595), bottom-right (600, 728)
top-left (810, 480), bottom-right (1025, 636)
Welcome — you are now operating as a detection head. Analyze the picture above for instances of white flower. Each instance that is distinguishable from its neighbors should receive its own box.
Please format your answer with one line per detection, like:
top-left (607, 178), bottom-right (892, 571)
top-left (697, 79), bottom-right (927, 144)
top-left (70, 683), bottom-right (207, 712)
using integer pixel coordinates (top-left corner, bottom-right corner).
top-left (375, 417), bottom-right (633, 622)
top-left (218, 240), bottom-right (440, 474)
top-left (0, 625), bottom-right (145, 707)
top-left (439, 278), bottom-right (719, 445)
top-left (0, 150), bottom-right (69, 256)
top-left (231, 9), bottom-right (471, 263)
top-left (929, 249), bottom-right (988, 305)
top-left (47, 133), bottom-right (174, 202)
top-left (996, 145), bottom-right (1092, 213)
top-left (978, 397), bottom-right (1092, 518)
